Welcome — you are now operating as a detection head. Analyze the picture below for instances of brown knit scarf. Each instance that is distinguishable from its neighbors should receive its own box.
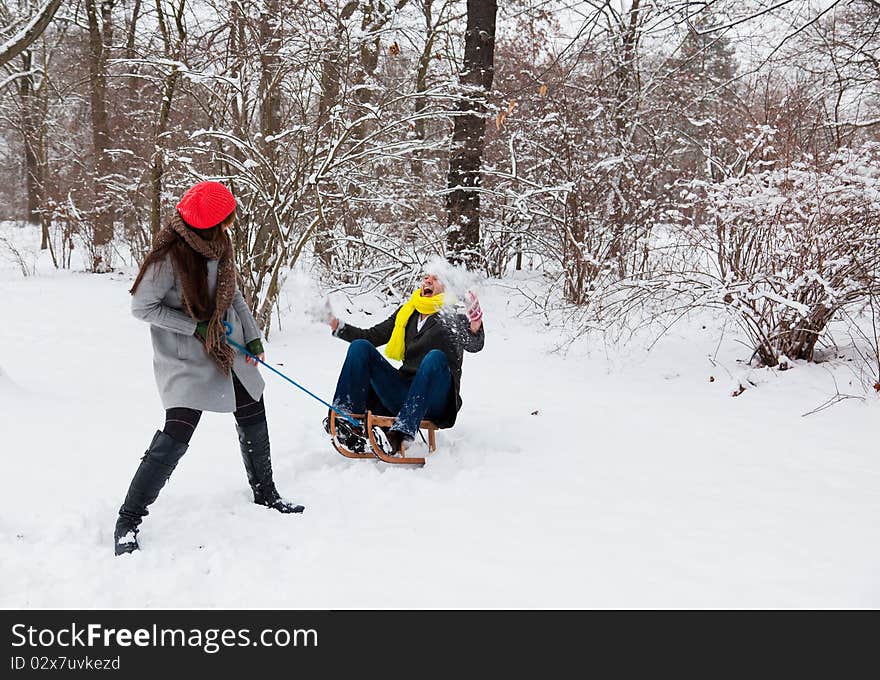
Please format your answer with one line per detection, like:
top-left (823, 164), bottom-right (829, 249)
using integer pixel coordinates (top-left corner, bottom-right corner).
top-left (152, 214), bottom-right (237, 375)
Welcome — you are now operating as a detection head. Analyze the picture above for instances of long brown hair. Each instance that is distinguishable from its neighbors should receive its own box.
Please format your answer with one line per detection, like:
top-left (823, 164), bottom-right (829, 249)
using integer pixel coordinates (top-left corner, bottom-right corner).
top-left (130, 215), bottom-right (225, 320)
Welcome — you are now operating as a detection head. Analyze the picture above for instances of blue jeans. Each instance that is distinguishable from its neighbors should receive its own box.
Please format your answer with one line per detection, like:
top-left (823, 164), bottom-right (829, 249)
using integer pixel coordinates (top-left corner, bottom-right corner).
top-left (333, 339), bottom-right (452, 437)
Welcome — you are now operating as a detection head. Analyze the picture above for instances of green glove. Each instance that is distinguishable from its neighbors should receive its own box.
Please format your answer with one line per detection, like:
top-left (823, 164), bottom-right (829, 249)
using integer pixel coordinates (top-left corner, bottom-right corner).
top-left (246, 338), bottom-right (264, 356)
top-left (195, 321), bottom-right (209, 340)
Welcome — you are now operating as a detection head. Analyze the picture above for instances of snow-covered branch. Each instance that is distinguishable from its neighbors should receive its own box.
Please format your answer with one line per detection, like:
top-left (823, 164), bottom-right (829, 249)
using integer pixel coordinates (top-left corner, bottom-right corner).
top-left (0, 0), bottom-right (63, 69)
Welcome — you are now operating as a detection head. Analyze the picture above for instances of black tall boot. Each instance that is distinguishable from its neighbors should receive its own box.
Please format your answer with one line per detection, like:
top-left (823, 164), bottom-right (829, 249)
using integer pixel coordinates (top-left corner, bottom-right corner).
top-left (237, 421), bottom-right (304, 514)
top-left (114, 430), bottom-right (189, 556)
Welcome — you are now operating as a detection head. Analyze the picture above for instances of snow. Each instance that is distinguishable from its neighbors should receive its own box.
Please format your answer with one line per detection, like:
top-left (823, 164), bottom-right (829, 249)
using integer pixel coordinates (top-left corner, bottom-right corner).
top-left (0, 363), bottom-right (14, 392)
top-left (2, 224), bottom-right (880, 608)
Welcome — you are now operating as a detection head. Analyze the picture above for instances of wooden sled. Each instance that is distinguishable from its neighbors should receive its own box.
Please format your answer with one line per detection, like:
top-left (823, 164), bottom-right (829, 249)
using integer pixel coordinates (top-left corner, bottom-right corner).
top-left (366, 410), bottom-right (438, 467)
top-left (328, 411), bottom-right (374, 460)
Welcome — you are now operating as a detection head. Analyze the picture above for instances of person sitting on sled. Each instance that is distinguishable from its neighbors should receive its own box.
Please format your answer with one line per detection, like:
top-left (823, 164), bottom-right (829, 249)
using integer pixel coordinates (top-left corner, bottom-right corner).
top-left (114, 181), bottom-right (304, 557)
top-left (325, 269), bottom-right (485, 454)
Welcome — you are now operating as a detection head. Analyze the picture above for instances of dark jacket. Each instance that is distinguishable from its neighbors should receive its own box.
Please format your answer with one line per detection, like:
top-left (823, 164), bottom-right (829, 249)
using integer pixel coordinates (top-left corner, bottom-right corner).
top-left (336, 306), bottom-right (485, 428)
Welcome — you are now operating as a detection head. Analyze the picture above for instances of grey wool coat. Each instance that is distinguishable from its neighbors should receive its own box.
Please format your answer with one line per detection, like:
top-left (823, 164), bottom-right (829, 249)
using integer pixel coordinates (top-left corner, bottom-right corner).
top-left (131, 255), bottom-right (265, 412)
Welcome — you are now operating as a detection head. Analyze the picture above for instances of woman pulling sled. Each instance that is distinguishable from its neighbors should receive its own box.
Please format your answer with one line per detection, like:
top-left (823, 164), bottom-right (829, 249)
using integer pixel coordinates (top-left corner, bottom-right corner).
top-left (114, 181), bottom-right (304, 556)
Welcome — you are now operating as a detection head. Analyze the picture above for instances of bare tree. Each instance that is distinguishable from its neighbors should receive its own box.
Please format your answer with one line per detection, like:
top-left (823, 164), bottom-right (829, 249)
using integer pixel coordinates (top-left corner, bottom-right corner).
top-left (84, 0), bottom-right (115, 271)
top-left (446, 0), bottom-right (496, 268)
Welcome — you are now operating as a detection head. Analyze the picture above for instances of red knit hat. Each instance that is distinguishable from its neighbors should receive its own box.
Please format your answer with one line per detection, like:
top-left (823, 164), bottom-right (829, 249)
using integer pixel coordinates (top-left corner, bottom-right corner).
top-left (176, 181), bottom-right (237, 229)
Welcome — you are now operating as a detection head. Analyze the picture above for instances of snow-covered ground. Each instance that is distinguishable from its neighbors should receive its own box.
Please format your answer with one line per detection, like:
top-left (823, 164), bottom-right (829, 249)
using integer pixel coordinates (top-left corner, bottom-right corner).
top-left (2, 222), bottom-right (879, 608)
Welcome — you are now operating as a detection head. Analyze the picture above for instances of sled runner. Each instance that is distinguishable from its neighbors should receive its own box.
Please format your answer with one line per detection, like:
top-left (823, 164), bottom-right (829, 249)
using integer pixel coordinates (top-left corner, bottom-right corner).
top-left (327, 409), bottom-right (438, 465)
top-left (327, 411), bottom-right (375, 460)
top-left (366, 411), bottom-right (437, 466)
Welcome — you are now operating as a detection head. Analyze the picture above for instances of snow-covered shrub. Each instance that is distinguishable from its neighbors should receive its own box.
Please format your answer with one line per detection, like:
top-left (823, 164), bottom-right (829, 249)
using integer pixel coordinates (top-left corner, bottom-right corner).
top-left (672, 143), bottom-right (880, 366)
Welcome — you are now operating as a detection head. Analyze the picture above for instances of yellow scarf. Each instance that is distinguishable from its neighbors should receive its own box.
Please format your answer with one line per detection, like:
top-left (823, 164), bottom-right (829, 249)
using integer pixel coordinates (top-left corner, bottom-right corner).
top-left (385, 289), bottom-right (447, 361)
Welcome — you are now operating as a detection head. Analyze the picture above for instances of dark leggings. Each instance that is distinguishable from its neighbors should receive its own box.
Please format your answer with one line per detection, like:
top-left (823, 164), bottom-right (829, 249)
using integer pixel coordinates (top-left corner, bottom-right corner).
top-left (163, 374), bottom-right (266, 445)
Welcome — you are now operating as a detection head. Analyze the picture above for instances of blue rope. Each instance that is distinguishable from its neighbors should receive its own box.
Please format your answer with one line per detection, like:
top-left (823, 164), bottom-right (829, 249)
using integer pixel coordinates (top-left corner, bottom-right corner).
top-left (223, 321), bottom-right (360, 428)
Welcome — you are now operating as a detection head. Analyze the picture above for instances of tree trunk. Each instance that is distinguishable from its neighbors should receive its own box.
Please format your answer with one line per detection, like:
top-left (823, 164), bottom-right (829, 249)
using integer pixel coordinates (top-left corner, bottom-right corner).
top-left (259, 0), bottom-right (283, 152)
top-left (314, 47), bottom-right (339, 268)
top-left (247, 0), bottom-right (283, 310)
top-left (125, 0), bottom-right (143, 100)
top-left (148, 70), bottom-right (178, 238)
top-left (19, 51), bottom-right (43, 228)
top-left (85, 0), bottom-right (114, 271)
top-left (149, 0), bottom-right (186, 238)
top-left (411, 0), bottom-right (436, 177)
top-left (446, 0), bottom-right (496, 268)
top-left (606, 0), bottom-right (641, 277)
top-left (351, 0), bottom-right (408, 139)
top-left (317, 45), bottom-right (341, 129)
top-left (314, 2), bottom-right (358, 270)
top-left (351, 2), bottom-right (380, 140)
top-left (318, 1), bottom-right (357, 129)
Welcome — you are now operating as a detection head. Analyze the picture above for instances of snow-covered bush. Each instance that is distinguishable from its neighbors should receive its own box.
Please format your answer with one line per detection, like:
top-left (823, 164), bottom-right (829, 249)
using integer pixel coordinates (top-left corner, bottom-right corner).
top-left (672, 143), bottom-right (880, 366)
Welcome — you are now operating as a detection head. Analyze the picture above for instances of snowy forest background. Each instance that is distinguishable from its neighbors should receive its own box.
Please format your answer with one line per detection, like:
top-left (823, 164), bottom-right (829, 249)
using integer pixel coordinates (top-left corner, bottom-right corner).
top-left (3, 0), bottom-right (880, 378)
top-left (4, 1), bottom-right (880, 608)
